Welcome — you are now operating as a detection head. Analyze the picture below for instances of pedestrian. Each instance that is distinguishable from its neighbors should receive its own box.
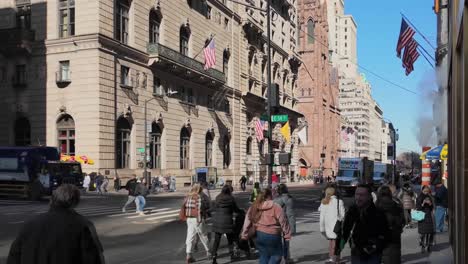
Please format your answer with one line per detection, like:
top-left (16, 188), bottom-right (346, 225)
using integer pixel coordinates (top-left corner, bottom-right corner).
top-left (434, 180), bottom-right (448, 232)
top-left (193, 181), bottom-right (213, 252)
top-left (113, 176), bottom-right (121, 192)
top-left (241, 188), bottom-right (292, 264)
top-left (181, 184), bottom-right (211, 263)
top-left (83, 173), bottom-right (91, 192)
top-left (150, 176), bottom-right (159, 193)
top-left (209, 185), bottom-right (242, 263)
top-left (274, 184), bottom-right (296, 263)
top-left (341, 184), bottom-right (390, 264)
top-left (416, 185), bottom-right (435, 253)
top-left (398, 183), bottom-right (416, 228)
top-left (170, 175), bottom-right (176, 192)
top-left (319, 185), bottom-right (345, 263)
top-left (376, 185), bottom-right (405, 264)
top-left (95, 173), bottom-right (104, 194)
top-left (135, 178), bottom-right (149, 216)
top-left (7, 184), bottom-right (104, 264)
top-left (101, 176), bottom-right (109, 193)
top-left (239, 175), bottom-right (247, 192)
top-left (122, 174), bottom-right (139, 213)
top-left (250, 182), bottom-right (261, 203)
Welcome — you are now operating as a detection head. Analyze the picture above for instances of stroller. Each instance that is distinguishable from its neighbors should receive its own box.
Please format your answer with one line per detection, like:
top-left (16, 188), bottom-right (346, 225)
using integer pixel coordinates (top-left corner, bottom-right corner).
top-left (234, 209), bottom-right (256, 259)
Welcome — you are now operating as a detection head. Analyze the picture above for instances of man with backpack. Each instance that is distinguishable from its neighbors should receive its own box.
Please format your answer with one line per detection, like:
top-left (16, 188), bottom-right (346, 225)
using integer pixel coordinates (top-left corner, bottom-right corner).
top-left (122, 174), bottom-right (139, 213)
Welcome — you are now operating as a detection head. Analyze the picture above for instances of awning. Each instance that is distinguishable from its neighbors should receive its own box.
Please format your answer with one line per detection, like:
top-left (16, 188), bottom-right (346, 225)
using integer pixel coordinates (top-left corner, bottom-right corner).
top-left (420, 144), bottom-right (448, 161)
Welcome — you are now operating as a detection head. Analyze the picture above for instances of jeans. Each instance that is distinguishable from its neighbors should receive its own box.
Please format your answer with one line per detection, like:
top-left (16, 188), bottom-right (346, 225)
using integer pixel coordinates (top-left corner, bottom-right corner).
top-left (351, 254), bottom-right (381, 264)
top-left (241, 182), bottom-right (246, 191)
top-left (122, 195), bottom-right (139, 212)
top-left (136, 196), bottom-right (146, 212)
top-left (186, 218), bottom-right (209, 255)
top-left (435, 206), bottom-right (447, 232)
top-left (211, 232), bottom-right (235, 257)
top-left (256, 231), bottom-right (283, 264)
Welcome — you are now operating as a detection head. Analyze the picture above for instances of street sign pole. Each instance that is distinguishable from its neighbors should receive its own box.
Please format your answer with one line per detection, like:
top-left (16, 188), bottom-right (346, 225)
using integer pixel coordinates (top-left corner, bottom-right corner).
top-left (266, 0), bottom-right (273, 188)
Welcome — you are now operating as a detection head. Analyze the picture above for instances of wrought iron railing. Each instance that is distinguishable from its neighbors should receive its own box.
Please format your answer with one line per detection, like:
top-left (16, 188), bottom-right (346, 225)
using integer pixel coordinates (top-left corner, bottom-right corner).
top-left (147, 43), bottom-right (225, 83)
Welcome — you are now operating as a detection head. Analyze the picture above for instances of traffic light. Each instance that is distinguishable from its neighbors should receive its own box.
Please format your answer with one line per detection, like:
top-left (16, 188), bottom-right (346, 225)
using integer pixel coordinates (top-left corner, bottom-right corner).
top-left (387, 144), bottom-right (394, 158)
top-left (269, 83), bottom-right (280, 109)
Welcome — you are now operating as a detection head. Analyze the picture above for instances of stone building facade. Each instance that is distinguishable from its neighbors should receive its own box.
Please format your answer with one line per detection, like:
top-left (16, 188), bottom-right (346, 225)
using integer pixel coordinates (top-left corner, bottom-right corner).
top-left (0, 0), bottom-right (302, 186)
top-left (297, 0), bottom-right (340, 178)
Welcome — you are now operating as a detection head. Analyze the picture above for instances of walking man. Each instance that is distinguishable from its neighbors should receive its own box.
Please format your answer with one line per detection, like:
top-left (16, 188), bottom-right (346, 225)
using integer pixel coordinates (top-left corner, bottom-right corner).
top-left (135, 178), bottom-right (149, 216)
top-left (434, 180), bottom-right (448, 232)
top-left (239, 175), bottom-right (247, 192)
top-left (7, 184), bottom-right (105, 264)
top-left (341, 184), bottom-right (390, 264)
top-left (122, 174), bottom-right (139, 213)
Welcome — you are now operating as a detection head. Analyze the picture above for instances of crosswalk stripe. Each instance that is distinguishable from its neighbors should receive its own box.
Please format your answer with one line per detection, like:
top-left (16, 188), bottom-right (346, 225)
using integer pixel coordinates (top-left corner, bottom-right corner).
top-left (128, 209), bottom-right (179, 219)
top-left (144, 213), bottom-right (179, 221)
top-left (108, 207), bottom-right (171, 218)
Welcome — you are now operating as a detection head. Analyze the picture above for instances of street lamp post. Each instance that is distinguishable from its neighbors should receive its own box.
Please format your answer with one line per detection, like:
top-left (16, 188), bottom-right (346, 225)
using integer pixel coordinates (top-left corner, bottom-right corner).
top-left (144, 97), bottom-right (157, 185)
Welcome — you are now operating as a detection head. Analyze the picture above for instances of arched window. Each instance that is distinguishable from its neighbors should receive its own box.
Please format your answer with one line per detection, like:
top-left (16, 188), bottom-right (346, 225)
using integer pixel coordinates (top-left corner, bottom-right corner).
top-left (15, 117), bottom-right (30, 146)
top-left (246, 137), bottom-right (252, 155)
top-left (149, 9), bottom-right (161, 44)
top-left (258, 140), bottom-right (264, 156)
top-left (205, 132), bottom-right (213, 166)
top-left (223, 135), bottom-right (230, 168)
top-left (180, 24), bottom-right (191, 55)
top-left (116, 117), bottom-right (131, 168)
top-left (150, 122), bottom-right (162, 169)
top-left (307, 19), bottom-right (315, 44)
top-left (57, 114), bottom-right (75, 155)
top-left (180, 127), bottom-right (190, 169)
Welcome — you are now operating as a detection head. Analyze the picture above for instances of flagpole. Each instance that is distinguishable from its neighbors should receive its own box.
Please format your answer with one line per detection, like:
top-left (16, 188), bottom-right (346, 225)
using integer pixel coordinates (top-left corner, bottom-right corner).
top-left (193, 34), bottom-right (217, 60)
top-left (415, 41), bottom-right (436, 62)
top-left (400, 13), bottom-right (436, 50)
top-left (417, 47), bottom-right (435, 68)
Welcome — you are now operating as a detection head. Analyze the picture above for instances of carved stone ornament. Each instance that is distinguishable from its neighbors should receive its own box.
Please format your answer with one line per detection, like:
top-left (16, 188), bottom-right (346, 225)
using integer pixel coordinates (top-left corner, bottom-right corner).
top-left (153, 112), bottom-right (163, 122)
top-left (124, 104), bottom-right (132, 117)
top-left (135, 71), bottom-right (140, 88)
top-left (59, 105), bottom-right (67, 113)
top-left (141, 72), bottom-right (147, 89)
top-left (185, 117), bottom-right (191, 128)
top-left (208, 121), bottom-right (215, 133)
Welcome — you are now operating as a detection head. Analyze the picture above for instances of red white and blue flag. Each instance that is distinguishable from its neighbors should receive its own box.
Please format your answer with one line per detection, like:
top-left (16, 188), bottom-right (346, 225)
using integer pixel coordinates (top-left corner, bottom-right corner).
top-left (204, 38), bottom-right (216, 70)
top-left (396, 19), bottom-right (415, 58)
top-left (255, 120), bottom-right (265, 141)
top-left (403, 38), bottom-right (419, 75)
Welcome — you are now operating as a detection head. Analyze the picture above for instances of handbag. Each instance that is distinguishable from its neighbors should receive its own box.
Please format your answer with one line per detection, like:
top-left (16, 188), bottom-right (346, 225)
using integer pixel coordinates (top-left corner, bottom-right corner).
top-left (411, 209), bottom-right (426, 222)
top-left (179, 198), bottom-right (187, 222)
top-left (333, 198), bottom-right (343, 236)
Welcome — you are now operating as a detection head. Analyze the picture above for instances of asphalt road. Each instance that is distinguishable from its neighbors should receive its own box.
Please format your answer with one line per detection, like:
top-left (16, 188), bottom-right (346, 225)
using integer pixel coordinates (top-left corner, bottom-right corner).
top-left (0, 184), bottom-right (333, 264)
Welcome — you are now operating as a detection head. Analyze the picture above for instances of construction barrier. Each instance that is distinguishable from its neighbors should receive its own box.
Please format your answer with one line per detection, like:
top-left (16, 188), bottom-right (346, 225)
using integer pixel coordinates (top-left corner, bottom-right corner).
top-left (422, 160), bottom-right (431, 186)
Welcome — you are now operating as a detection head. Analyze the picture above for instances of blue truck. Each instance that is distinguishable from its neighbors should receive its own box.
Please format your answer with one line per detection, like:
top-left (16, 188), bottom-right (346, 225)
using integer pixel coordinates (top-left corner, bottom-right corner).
top-left (0, 146), bottom-right (83, 199)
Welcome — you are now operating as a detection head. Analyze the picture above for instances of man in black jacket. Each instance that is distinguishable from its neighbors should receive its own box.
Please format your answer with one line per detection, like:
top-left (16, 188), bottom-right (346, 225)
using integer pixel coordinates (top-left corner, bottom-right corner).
top-left (341, 184), bottom-right (390, 264)
top-left (7, 184), bottom-right (104, 264)
top-left (122, 174), bottom-right (139, 213)
top-left (434, 181), bottom-right (448, 232)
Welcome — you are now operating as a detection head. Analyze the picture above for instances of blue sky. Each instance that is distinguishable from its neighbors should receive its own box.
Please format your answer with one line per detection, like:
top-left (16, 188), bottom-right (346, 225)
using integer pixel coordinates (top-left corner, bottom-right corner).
top-left (345, 0), bottom-right (438, 154)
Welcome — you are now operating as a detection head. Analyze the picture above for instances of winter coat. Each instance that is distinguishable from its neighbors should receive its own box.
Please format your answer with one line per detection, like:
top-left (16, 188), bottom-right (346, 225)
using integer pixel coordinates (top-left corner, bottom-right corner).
top-left (135, 183), bottom-right (148, 197)
top-left (83, 176), bottom-right (91, 188)
top-left (434, 185), bottom-right (448, 208)
top-left (399, 189), bottom-right (416, 210)
top-left (241, 200), bottom-right (292, 240)
top-left (376, 196), bottom-right (404, 248)
top-left (125, 179), bottom-right (138, 196)
top-left (319, 196), bottom-right (345, 239)
top-left (416, 193), bottom-right (435, 234)
top-left (212, 193), bottom-right (241, 234)
top-left (342, 203), bottom-right (390, 258)
top-left (274, 194), bottom-right (297, 234)
top-left (7, 207), bottom-right (104, 264)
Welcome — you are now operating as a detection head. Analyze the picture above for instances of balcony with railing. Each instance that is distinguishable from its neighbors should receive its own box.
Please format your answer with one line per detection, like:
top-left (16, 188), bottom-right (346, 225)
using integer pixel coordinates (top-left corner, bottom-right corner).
top-left (0, 28), bottom-right (35, 56)
top-left (147, 43), bottom-right (225, 86)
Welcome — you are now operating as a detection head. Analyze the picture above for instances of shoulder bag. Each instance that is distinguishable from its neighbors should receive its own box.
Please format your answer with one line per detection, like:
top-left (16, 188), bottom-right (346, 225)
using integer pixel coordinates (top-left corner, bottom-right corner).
top-left (333, 198), bottom-right (343, 236)
top-left (179, 198), bottom-right (187, 222)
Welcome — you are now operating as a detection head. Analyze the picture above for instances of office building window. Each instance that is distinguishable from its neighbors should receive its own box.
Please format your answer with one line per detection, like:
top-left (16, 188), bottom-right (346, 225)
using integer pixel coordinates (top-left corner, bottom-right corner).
top-left (116, 117), bottom-right (131, 169)
top-left (150, 123), bottom-right (162, 169)
top-left (149, 10), bottom-right (161, 44)
top-left (59, 0), bottom-right (75, 37)
top-left (246, 137), bottom-right (252, 155)
top-left (223, 135), bottom-right (230, 168)
top-left (307, 19), bottom-right (314, 43)
top-left (17, 8), bottom-right (31, 29)
top-left (180, 127), bottom-right (190, 169)
top-left (15, 64), bottom-right (26, 86)
top-left (180, 25), bottom-right (190, 55)
top-left (57, 114), bottom-right (75, 156)
top-left (115, 0), bottom-right (129, 44)
top-left (59, 60), bottom-right (70, 81)
top-left (120, 65), bottom-right (131, 87)
top-left (205, 132), bottom-right (213, 166)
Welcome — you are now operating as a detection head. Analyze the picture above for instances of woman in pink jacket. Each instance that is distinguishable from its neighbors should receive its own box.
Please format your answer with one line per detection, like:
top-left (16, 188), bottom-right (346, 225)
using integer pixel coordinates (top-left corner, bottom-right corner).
top-left (241, 188), bottom-right (292, 264)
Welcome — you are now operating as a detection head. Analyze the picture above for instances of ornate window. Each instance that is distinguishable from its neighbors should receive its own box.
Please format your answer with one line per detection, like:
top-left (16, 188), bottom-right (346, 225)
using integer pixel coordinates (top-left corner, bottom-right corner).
top-left (57, 114), bottom-right (75, 156)
top-left (180, 127), bottom-right (190, 169)
top-left (180, 25), bottom-right (190, 56)
top-left (223, 135), bottom-right (230, 168)
top-left (205, 132), bottom-right (213, 166)
top-left (116, 117), bottom-right (131, 168)
top-left (307, 19), bottom-right (314, 44)
top-left (150, 123), bottom-right (162, 169)
top-left (246, 137), bottom-right (252, 155)
top-left (149, 9), bottom-right (161, 44)
top-left (15, 117), bottom-right (30, 146)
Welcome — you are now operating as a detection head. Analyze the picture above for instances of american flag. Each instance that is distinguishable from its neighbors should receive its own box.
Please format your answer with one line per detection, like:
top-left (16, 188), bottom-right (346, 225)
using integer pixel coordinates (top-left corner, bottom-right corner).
top-left (255, 120), bottom-right (265, 141)
top-left (204, 38), bottom-right (216, 70)
top-left (396, 19), bottom-right (415, 58)
top-left (403, 38), bottom-right (419, 75)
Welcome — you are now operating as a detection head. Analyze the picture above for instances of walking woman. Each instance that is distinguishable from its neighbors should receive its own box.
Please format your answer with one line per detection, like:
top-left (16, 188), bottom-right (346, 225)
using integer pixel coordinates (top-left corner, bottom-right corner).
top-left (319, 186), bottom-right (345, 263)
top-left (274, 184), bottom-right (296, 263)
top-left (416, 185), bottom-right (435, 253)
top-left (399, 183), bottom-right (416, 228)
top-left (210, 185), bottom-right (242, 263)
top-left (241, 188), bottom-right (291, 264)
top-left (182, 184), bottom-right (211, 263)
top-left (250, 182), bottom-right (261, 203)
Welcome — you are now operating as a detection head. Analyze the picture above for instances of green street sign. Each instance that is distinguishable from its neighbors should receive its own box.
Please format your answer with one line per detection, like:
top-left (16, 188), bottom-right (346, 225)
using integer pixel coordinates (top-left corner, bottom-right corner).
top-left (271, 115), bottom-right (288, 122)
top-left (137, 147), bottom-right (145, 153)
top-left (260, 114), bottom-right (269, 121)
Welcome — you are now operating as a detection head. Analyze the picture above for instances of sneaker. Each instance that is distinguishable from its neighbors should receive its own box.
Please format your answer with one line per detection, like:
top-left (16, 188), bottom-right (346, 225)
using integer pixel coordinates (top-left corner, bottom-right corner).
top-left (139, 212), bottom-right (145, 216)
top-left (122, 208), bottom-right (126, 213)
top-left (186, 256), bottom-right (196, 263)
